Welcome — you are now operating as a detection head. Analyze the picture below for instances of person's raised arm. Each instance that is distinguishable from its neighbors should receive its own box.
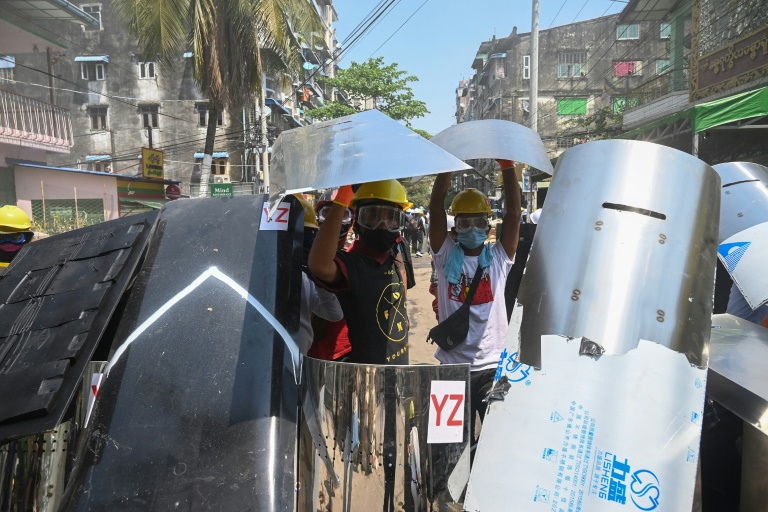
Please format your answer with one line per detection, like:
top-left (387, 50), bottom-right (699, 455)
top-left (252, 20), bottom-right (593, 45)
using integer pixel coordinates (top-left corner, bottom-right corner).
top-left (308, 185), bottom-right (354, 285)
top-left (429, 173), bottom-right (451, 252)
top-left (498, 160), bottom-right (522, 259)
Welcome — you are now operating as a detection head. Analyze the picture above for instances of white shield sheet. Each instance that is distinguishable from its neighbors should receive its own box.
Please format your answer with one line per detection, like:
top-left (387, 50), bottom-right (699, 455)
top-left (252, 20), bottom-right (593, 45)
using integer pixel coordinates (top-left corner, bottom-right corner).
top-left (466, 307), bottom-right (706, 512)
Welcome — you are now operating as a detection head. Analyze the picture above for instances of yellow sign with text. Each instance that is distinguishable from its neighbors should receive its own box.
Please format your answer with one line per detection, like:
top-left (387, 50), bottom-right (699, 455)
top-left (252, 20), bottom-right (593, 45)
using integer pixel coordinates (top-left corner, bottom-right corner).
top-left (141, 148), bottom-right (164, 179)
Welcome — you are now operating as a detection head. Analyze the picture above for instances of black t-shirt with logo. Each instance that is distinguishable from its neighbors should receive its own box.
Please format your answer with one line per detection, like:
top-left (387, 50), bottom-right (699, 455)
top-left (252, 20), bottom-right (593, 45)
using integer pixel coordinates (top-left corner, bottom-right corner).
top-left (332, 247), bottom-right (409, 365)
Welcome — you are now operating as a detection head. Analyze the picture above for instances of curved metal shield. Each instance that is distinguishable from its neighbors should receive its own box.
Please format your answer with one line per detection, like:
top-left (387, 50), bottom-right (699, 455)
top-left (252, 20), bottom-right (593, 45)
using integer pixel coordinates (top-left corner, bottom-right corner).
top-left (712, 162), bottom-right (768, 242)
top-left (269, 110), bottom-right (471, 204)
top-left (430, 119), bottom-right (554, 174)
top-left (517, 140), bottom-right (720, 368)
top-left (298, 357), bottom-right (471, 512)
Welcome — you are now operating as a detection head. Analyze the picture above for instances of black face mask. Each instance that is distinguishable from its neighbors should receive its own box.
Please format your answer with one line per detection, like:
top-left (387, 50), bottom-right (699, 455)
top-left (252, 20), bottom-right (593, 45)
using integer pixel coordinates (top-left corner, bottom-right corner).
top-left (359, 226), bottom-right (400, 253)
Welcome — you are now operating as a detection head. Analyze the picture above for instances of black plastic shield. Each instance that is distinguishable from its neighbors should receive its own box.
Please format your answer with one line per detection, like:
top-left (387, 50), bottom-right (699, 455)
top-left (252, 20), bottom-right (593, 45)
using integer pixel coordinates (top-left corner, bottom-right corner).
top-left (61, 195), bottom-right (304, 512)
top-left (0, 212), bottom-right (157, 441)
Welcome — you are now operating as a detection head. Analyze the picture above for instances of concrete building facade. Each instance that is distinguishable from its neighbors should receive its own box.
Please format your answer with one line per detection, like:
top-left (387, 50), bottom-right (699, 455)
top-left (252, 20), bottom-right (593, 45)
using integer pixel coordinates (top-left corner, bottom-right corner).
top-left (620, 0), bottom-right (768, 167)
top-left (4, 0), bottom-right (338, 195)
top-left (460, 14), bottom-right (670, 159)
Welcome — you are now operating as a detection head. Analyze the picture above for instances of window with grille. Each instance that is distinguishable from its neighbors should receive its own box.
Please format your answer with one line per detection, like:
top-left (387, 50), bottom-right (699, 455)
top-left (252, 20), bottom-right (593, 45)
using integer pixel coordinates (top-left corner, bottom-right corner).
top-left (556, 137), bottom-right (574, 150)
top-left (90, 160), bottom-right (111, 173)
top-left (656, 59), bottom-right (671, 75)
top-left (660, 22), bottom-right (671, 39)
top-left (0, 56), bottom-right (14, 82)
top-left (88, 106), bottom-right (107, 129)
top-left (140, 104), bottom-right (159, 128)
top-left (557, 98), bottom-right (587, 116)
top-left (80, 62), bottom-right (106, 81)
top-left (196, 103), bottom-right (224, 127)
top-left (523, 55), bottom-right (530, 79)
top-left (613, 96), bottom-right (639, 114)
top-left (81, 4), bottom-right (102, 31)
top-left (557, 52), bottom-right (587, 78)
top-left (31, 198), bottom-right (105, 234)
top-left (139, 62), bottom-right (156, 79)
top-left (617, 24), bottom-right (640, 40)
top-left (195, 157), bottom-right (228, 176)
top-left (613, 60), bottom-right (643, 76)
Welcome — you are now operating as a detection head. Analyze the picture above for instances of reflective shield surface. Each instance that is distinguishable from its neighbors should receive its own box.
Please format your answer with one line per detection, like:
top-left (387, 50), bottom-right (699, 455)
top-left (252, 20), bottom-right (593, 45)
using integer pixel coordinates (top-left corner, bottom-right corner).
top-left (708, 314), bottom-right (768, 435)
top-left (298, 358), bottom-right (471, 512)
top-left (61, 195), bottom-right (304, 512)
top-left (517, 140), bottom-right (720, 368)
top-left (712, 162), bottom-right (768, 242)
top-left (269, 110), bottom-right (471, 202)
top-left (430, 119), bottom-right (554, 174)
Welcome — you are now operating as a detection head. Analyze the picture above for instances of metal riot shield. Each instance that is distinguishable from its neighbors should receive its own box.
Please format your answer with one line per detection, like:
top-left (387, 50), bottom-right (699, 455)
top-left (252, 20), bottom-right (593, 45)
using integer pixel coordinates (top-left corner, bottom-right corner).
top-left (712, 162), bottom-right (768, 242)
top-left (298, 358), bottom-right (471, 512)
top-left (713, 162), bottom-right (768, 310)
top-left (268, 109), bottom-right (470, 203)
top-left (466, 140), bottom-right (720, 512)
top-left (60, 195), bottom-right (305, 512)
top-left (430, 119), bottom-right (555, 175)
top-left (517, 140), bottom-right (720, 368)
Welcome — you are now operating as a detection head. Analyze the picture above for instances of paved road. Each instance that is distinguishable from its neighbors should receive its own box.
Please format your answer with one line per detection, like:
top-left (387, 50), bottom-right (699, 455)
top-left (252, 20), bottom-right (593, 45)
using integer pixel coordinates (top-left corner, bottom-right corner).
top-left (407, 252), bottom-right (440, 365)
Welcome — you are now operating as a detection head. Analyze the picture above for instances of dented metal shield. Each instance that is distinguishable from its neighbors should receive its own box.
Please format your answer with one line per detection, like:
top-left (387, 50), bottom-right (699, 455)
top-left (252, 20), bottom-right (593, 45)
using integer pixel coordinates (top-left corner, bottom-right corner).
top-left (516, 140), bottom-right (720, 368)
top-left (712, 162), bottom-right (768, 243)
top-left (430, 119), bottom-right (554, 174)
top-left (298, 357), bottom-right (471, 511)
top-left (268, 110), bottom-right (470, 203)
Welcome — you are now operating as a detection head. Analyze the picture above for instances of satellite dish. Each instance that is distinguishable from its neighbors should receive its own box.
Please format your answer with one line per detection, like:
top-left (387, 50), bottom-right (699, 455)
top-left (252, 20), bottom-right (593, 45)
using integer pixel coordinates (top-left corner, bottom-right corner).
top-left (302, 62), bottom-right (316, 70)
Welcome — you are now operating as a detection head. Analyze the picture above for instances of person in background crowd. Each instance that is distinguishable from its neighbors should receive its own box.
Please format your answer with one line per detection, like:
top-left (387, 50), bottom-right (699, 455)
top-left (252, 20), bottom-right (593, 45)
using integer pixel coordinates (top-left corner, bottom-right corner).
top-left (410, 209), bottom-right (426, 257)
top-left (308, 193), bottom-right (355, 361)
top-left (429, 160), bottom-right (521, 454)
top-left (293, 194), bottom-right (343, 355)
top-left (0, 205), bottom-right (34, 271)
top-left (309, 180), bottom-right (412, 365)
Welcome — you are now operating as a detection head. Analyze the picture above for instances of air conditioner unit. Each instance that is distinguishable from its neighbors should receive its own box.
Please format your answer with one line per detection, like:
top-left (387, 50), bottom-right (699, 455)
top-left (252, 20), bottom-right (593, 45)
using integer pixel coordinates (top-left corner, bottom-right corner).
top-left (213, 176), bottom-right (231, 184)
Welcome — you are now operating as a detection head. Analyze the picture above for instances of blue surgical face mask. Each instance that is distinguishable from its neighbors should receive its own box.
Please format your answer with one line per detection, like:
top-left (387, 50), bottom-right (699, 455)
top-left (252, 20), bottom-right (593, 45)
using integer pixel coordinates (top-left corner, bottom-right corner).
top-left (457, 227), bottom-right (487, 250)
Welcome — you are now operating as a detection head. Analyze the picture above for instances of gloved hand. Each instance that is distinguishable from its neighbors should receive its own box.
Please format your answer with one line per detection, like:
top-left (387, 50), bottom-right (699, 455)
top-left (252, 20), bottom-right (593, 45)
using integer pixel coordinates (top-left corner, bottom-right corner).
top-left (332, 185), bottom-right (355, 207)
top-left (497, 159), bottom-right (516, 171)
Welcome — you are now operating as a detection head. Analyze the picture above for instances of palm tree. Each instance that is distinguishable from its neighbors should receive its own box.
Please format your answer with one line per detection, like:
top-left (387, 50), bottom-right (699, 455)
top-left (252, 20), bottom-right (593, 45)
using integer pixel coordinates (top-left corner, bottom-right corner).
top-left (114, 0), bottom-right (324, 195)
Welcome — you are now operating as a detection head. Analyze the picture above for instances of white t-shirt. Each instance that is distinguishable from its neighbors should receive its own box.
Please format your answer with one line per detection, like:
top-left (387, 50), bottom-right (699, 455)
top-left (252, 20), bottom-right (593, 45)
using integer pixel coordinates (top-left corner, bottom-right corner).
top-left (432, 240), bottom-right (514, 371)
top-left (300, 272), bottom-right (343, 354)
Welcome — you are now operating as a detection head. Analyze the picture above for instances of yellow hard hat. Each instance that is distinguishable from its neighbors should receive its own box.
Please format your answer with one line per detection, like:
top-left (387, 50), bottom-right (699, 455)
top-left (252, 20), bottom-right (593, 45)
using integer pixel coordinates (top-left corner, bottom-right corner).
top-left (292, 194), bottom-right (319, 229)
top-left (0, 205), bottom-right (32, 231)
top-left (449, 188), bottom-right (493, 215)
top-left (352, 180), bottom-right (412, 210)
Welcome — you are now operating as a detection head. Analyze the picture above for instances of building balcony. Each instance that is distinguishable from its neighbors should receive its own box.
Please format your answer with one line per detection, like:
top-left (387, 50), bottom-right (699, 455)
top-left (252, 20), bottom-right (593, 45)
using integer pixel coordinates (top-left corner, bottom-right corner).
top-left (622, 68), bottom-right (690, 129)
top-left (0, 89), bottom-right (73, 153)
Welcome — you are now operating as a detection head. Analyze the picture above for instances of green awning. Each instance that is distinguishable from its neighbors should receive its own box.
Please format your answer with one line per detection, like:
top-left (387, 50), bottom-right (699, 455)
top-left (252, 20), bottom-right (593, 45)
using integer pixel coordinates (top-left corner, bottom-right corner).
top-left (694, 86), bottom-right (768, 132)
top-left (120, 198), bottom-right (167, 210)
top-left (623, 85), bottom-right (768, 138)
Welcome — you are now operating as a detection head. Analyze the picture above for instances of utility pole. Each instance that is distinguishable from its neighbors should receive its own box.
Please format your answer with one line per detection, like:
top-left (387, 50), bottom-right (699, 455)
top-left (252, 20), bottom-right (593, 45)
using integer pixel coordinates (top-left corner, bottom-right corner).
top-left (260, 74), bottom-right (270, 194)
top-left (530, 0), bottom-right (539, 133)
top-left (147, 125), bottom-right (153, 149)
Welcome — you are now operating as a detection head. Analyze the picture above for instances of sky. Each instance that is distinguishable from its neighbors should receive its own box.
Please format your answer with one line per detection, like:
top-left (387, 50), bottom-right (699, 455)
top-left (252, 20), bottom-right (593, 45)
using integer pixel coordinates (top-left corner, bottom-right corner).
top-left (331, 0), bottom-right (627, 135)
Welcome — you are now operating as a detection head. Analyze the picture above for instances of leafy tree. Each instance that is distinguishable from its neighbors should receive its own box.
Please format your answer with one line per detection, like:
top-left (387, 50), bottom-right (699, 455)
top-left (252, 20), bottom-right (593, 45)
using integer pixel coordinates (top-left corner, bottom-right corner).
top-left (312, 57), bottom-right (429, 128)
top-left (400, 177), bottom-right (433, 210)
top-left (114, 0), bottom-right (323, 195)
top-left (558, 106), bottom-right (623, 141)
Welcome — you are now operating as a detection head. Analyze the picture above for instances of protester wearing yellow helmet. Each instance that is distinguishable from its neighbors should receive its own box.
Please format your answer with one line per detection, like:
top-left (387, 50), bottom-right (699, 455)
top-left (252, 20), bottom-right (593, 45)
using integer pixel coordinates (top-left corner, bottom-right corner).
top-left (0, 205), bottom-right (34, 269)
top-left (309, 180), bottom-right (411, 365)
top-left (292, 194), bottom-right (342, 355)
top-left (428, 160), bottom-right (521, 455)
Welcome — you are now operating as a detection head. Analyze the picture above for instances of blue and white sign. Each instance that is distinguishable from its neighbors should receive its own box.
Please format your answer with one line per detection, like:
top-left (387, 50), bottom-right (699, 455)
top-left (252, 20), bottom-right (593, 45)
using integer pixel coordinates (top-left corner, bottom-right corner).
top-left (718, 221), bottom-right (768, 309)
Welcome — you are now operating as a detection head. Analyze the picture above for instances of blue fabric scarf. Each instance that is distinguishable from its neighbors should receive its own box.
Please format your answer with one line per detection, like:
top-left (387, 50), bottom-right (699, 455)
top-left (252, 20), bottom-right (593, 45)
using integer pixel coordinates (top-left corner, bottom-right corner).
top-left (444, 242), bottom-right (493, 284)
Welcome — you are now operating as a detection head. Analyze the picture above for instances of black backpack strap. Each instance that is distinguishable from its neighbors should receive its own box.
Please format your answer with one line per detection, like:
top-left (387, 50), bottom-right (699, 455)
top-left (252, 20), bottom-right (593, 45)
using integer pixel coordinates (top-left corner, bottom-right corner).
top-left (463, 263), bottom-right (485, 305)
